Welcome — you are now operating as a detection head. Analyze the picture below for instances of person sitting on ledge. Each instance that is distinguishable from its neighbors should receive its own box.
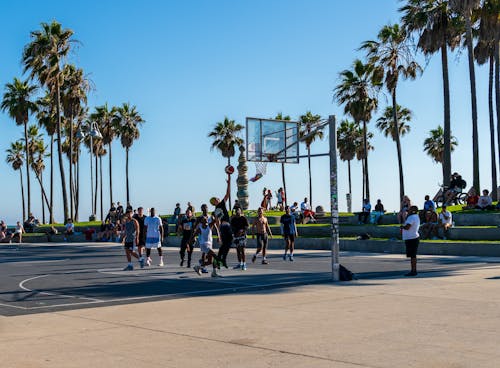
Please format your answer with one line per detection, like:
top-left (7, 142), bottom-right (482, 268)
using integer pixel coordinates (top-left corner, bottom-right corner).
top-left (475, 189), bottom-right (494, 210)
top-left (372, 199), bottom-right (385, 224)
top-left (463, 188), bottom-right (479, 209)
top-left (436, 205), bottom-right (453, 240)
top-left (398, 195), bottom-right (411, 224)
top-left (420, 208), bottom-right (438, 239)
top-left (300, 197), bottom-right (316, 223)
top-left (357, 198), bottom-right (371, 224)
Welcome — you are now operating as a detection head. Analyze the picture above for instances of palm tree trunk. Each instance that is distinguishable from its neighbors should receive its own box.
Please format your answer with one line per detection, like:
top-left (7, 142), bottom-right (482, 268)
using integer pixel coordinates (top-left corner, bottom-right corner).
top-left (55, 80), bottom-right (69, 223)
top-left (307, 146), bottom-right (312, 207)
top-left (227, 156), bottom-right (231, 210)
top-left (363, 120), bottom-right (370, 202)
top-left (75, 153), bottom-right (80, 222)
top-left (281, 163), bottom-right (287, 207)
top-left (108, 143), bottom-right (113, 207)
top-left (34, 171), bottom-right (50, 210)
top-left (49, 135), bottom-right (54, 224)
top-left (100, 156), bottom-right (103, 221)
top-left (392, 92), bottom-right (405, 202)
top-left (20, 169), bottom-right (26, 222)
top-left (24, 122), bottom-right (31, 218)
top-left (347, 159), bottom-right (352, 213)
top-left (495, 33), bottom-right (500, 200)
top-left (441, 43), bottom-right (452, 187)
top-left (489, 54), bottom-right (498, 201)
top-left (126, 147), bottom-right (130, 204)
top-left (361, 154), bottom-right (365, 204)
top-left (41, 172), bottom-right (45, 224)
top-left (69, 116), bottom-right (74, 221)
top-left (465, 13), bottom-right (480, 192)
top-left (94, 154), bottom-right (98, 215)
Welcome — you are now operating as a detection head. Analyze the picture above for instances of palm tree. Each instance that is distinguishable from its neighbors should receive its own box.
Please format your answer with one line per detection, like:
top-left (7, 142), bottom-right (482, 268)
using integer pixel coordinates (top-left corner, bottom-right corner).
top-left (1, 78), bottom-right (38, 218)
top-left (61, 64), bottom-right (90, 220)
top-left (450, 0), bottom-right (482, 191)
top-left (298, 111), bottom-right (324, 207)
top-left (274, 113), bottom-right (291, 207)
top-left (35, 93), bottom-right (56, 223)
top-left (337, 119), bottom-right (362, 213)
top-left (6, 140), bottom-right (26, 221)
top-left (423, 126), bottom-right (458, 181)
top-left (355, 130), bottom-right (374, 202)
top-left (475, 0), bottom-right (500, 200)
top-left (116, 103), bottom-right (145, 204)
top-left (360, 23), bottom-right (422, 201)
top-left (400, 0), bottom-right (461, 187)
top-left (91, 104), bottom-right (117, 208)
top-left (334, 59), bottom-right (382, 202)
top-left (23, 20), bottom-right (75, 223)
top-left (208, 117), bottom-right (244, 209)
top-left (31, 139), bottom-right (50, 224)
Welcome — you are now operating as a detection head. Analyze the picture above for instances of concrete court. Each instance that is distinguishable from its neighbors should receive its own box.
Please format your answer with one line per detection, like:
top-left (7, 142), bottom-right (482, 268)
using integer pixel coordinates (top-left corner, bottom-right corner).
top-left (1, 243), bottom-right (500, 367)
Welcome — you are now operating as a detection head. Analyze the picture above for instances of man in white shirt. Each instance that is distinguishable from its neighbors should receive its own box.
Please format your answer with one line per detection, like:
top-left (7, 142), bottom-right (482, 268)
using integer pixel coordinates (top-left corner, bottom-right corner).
top-left (144, 208), bottom-right (164, 267)
top-left (400, 205), bottom-right (420, 277)
top-left (300, 197), bottom-right (316, 223)
top-left (476, 189), bottom-right (493, 210)
top-left (438, 205), bottom-right (452, 239)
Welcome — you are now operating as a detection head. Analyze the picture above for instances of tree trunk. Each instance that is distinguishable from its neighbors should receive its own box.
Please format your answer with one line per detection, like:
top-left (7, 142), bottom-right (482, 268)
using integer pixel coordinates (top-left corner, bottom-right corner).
top-left (441, 43), bottom-right (452, 187)
top-left (69, 116), bottom-right (74, 221)
top-left (489, 54), bottom-right (498, 200)
top-left (108, 142), bottom-right (113, 208)
top-left (75, 153), bottom-right (80, 222)
top-left (126, 147), bottom-right (130, 204)
top-left (41, 172), bottom-right (45, 224)
top-left (465, 13), bottom-right (480, 192)
top-left (227, 156), bottom-right (231, 210)
top-left (392, 92), bottom-right (405, 202)
top-left (94, 154), bottom-right (98, 215)
top-left (281, 163), bottom-right (287, 207)
top-left (20, 169), bottom-right (26, 222)
top-left (23, 122), bottom-right (31, 219)
top-left (49, 135), bottom-right (54, 224)
top-left (495, 32), bottom-right (500, 200)
top-left (55, 80), bottom-right (69, 223)
top-left (307, 146), bottom-right (312, 207)
top-left (363, 120), bottom-right (370, 202)
top-left (34, 170), bottom-right (50, 210)
top-left (347, 159), bottom-right (352, 213)
top-left (100, 155), bottom-right (103, 221)
top-left (361, 152), bottom-right (365, 205)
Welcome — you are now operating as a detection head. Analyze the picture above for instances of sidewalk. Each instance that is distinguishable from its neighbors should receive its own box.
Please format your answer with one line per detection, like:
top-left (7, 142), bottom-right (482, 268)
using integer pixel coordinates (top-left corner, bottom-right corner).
top-left (1, 263), bottom-right (500, 367)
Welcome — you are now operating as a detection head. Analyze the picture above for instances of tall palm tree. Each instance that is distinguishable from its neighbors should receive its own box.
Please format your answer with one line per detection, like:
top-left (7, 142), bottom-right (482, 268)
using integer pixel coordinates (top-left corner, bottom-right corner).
top-left (476, 0), bottom-right (500, 200)
top-left (400, 0), bottom-right (462, 187)
top-left (91, 104), bottom-right (117, 208)
top-left (360, 23), bottom-right (422, 201)
top-left (334, 59), bottom-right (382, 202)
top-left (450, 0), bottom-right (482, 191)
top-left (31, 139), bottom-right (50, 224)
top-left (298, 111), bottom-right (324, 207)
top-left (35, 93), bottom-right (56, 223)
top-left (208, 117), bottom-right (244, 209)
top-left (6, 141), bottom-right (26, 221)
top-left (274, 113), bottom-right (291, 207)
top-left (423, 125), bottom-right (458, 181)
top-left (23, 20), bottom-right (75, 223)
top-left (1, 78), bottom-right (38, 218)
top-left (116, 103), bottom-right (145, 204)
top-left (61, 64), bottom-right (90, 220)
top-left (337, 119), bottom-right (362, 213)
top-left (355, 130), bottom-right (374, 202)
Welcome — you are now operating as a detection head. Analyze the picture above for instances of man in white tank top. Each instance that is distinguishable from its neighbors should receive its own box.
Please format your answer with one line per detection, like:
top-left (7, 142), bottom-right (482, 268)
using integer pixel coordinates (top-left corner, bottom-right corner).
top-left (192, 216), bottom-right (222, 277)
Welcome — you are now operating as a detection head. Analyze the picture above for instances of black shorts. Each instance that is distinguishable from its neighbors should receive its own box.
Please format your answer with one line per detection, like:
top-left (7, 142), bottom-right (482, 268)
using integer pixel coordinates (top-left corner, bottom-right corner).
top-left (256, 233), bottom-right (268, 250)
top-left (405, 238), bottom-right (419, 258)
top-left (284, 234), bottom-right (295, 242)
top-left (124, 241), bottom-right (134, 250)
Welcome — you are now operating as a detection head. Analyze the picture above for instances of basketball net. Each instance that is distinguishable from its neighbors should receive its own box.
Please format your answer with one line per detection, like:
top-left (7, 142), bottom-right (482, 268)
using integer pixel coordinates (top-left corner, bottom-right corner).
top-left (249, 161), bottom-right (267, 182)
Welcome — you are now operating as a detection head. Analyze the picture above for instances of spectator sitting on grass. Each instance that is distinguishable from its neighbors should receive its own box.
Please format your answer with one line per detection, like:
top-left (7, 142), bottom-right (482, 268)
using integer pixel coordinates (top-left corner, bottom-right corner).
top-left (398, 195), bottom-right (411, 224)
top-left (420, 209), bottom-right (438, 239)
top-left (64, 219), bottom-right (74, 241)
top-left (373, 199), bottom-right (385, 224)
top-left (290, 202), bottom-right (302, 222)
top-left (475, 189), bottom-right (494, 210)
top-left (436, 205), bottom-right (452, 239)
top-left (423, 195), bottom-right (436, 212)
top-left (463, 187), bottom-right (479, 209)
top-left (300, 197), bottom-right (316, 223)
top-left (357, 198), bottom-right (371, 224)
top-left (0, 226), bottom-right (13, 243)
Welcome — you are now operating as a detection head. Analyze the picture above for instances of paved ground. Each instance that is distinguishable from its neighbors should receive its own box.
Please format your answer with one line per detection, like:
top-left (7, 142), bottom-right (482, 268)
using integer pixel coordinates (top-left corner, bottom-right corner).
top-left (1, 242), bottom-right (499, 316)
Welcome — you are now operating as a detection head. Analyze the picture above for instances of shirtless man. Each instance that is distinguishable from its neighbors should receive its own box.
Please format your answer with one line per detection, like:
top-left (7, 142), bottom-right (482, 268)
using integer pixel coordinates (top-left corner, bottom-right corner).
top-left (122, 209), bottom-right (140, 271)
top-left (251, 207), bottom-right (273, 264)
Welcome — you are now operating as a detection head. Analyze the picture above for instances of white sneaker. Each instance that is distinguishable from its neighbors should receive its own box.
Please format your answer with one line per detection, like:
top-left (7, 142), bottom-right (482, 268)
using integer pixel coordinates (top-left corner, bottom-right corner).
top-left (158, 260), bottom-right (164, 267)
top-left (193, 265), bottom-right (202, 276)
top-left (146, 258), bottom-right (152, 266)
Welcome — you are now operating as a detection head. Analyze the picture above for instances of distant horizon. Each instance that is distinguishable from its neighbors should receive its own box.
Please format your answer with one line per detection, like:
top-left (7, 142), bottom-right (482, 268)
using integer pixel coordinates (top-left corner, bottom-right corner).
top-left (1, 0), bottom-right (497, 225)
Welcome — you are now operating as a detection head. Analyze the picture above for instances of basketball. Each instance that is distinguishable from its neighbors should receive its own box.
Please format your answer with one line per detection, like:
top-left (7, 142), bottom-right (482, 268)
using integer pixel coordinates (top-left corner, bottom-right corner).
top-left (225, 165), bottom-right (235, 175)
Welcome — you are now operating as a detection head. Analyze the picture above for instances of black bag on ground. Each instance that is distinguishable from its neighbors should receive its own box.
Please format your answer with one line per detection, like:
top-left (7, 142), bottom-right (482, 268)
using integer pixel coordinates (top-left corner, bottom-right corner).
top-left (339, 264), bottom-right (355, 281)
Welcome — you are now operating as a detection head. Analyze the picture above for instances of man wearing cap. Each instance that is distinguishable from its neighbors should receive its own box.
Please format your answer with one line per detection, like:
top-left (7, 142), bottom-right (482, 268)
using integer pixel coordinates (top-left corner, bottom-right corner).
top-left (400, 205), bottom-right (420, 276)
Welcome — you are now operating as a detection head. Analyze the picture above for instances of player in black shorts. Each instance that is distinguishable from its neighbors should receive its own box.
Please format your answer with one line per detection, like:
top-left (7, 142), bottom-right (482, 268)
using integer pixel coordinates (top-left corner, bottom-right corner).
top-left (178, 209), bottom-right (196, 267)
top-left (280, 206), bottom-right (298, 261)
top-left (133, 206), bottom-right (147, 268)
top-left (210, 177), bottom-right (232, 268)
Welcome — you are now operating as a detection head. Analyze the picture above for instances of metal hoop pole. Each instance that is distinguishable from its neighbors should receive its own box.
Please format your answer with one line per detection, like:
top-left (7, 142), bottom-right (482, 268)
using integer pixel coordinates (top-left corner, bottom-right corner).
top-left (329, 115), bottom-right (339, 282)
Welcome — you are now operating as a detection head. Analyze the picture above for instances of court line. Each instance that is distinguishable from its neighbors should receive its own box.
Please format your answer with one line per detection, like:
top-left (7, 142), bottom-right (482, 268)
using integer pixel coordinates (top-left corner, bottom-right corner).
top-left (9, 258), bottom-right (70, 265)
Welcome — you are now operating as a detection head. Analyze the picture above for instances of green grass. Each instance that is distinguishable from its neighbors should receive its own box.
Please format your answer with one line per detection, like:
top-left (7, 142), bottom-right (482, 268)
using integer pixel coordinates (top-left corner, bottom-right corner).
top-left (37, 221), bottom-right (102, 229)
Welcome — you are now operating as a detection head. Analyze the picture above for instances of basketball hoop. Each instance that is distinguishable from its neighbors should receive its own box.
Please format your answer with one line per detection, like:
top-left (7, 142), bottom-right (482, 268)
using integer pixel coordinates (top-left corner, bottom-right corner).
top-left (250, 162), bottom-right (267, 182)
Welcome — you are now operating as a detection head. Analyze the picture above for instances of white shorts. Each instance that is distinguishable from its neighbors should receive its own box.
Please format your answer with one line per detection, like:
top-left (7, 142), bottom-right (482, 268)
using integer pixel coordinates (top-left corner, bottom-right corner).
top-left (199, 242), bottom-right (212, 254)
top-left (145, 241), bottom-right (162, 249)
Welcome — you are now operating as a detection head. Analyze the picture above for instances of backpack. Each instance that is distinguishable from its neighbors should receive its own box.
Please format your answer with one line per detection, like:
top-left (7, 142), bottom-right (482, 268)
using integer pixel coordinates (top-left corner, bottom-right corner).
top-left (339, 264), bottom-right (356, 281)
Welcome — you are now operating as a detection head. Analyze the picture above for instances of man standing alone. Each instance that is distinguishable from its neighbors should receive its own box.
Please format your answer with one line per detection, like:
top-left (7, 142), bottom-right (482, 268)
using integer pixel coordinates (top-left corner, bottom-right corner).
top-left (400, 205), bottom-right (420, 276)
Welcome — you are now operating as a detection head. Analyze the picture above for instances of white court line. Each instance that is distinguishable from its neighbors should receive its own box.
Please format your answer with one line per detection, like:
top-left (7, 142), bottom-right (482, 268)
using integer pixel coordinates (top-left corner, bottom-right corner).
top-left (10, 258), bottom-right (70, 265)
top-left (18, 274), bottom-right (103, 302)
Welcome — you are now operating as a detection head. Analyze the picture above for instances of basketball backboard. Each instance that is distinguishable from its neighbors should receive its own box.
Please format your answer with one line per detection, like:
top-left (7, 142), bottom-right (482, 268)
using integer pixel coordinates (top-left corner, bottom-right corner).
top-left (245, 117), bottom-right (299, 163)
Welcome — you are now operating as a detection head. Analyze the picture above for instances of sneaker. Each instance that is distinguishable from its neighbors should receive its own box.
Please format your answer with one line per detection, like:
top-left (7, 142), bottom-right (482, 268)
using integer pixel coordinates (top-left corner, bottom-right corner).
top-left (262, 259), bottom-right (269, 265)
top-left (123, 264), bottom-right (133, 271)
top-left (187, 261), bottom-right (191, 268)
top-left (252, 255), bottom-right (257, 263)
top-left (146, 258), bottom-right (152, 266)
top-left (211, 270), bottom-right (219, 278)
top-left (180, 259), bottom-right (184, 267)
top-left (242, 264), bottom-right (247, 271)
top-left (193, 265), bottom-right (202, 276)
top-left (283, 254), bottom-right (287, 261)
top-left (289, 256), bottom-right (294, 262)
top-left (221, 259), bottom-right (228, 269)
top-left (139, 258), bottom-right (145, 269)
top-left (158, 260), bottom-right (164, 267)
top-left (233, 264), bottom-right (242, 270)
top-left (404, 271), bottom-right (418, 277)
top-left (201, 267), bottom-right (209, 274)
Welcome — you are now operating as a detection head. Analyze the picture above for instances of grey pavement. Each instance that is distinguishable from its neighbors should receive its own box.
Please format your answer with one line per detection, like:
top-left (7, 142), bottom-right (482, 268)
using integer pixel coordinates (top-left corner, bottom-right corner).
top-left (1, 242), bottom-right (500, 367)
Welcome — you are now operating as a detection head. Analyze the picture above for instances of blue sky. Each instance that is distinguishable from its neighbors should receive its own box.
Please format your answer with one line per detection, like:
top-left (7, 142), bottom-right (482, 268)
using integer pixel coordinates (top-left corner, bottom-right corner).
top-left (0, 0), bottom-right (496, 224)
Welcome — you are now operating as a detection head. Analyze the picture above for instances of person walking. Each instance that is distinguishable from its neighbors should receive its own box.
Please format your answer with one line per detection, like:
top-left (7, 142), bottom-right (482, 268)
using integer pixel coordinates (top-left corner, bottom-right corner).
top-left (400, 205), bottom-right (420, 276)
top-left (230, 207), bottom-right (249, 270)
top-left (280, 205), bottom-right (298, 261)
top-left (144, 208), bottom-right (164, 267)
top-left (251, 207), bottom-right (273, 264)
top-left (178, 209), bottom-right (196, 268)
top-left (122, 209), bottom-right (140, 271)
top-left (133, 206), bottom-right (147, 268)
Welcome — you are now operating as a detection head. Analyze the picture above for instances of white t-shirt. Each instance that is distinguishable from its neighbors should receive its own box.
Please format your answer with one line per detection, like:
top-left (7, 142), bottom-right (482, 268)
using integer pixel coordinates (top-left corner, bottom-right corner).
top-left (439, 211), bottom-right (452, 225)
top-left (65, 223), bottom-right (74, 232)
top-left (402, 213), bottom-right (420, 240)
top-left (144, 216), bottom-right (162, 244)
top-left (301, 202), bottom-right (311, 211)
